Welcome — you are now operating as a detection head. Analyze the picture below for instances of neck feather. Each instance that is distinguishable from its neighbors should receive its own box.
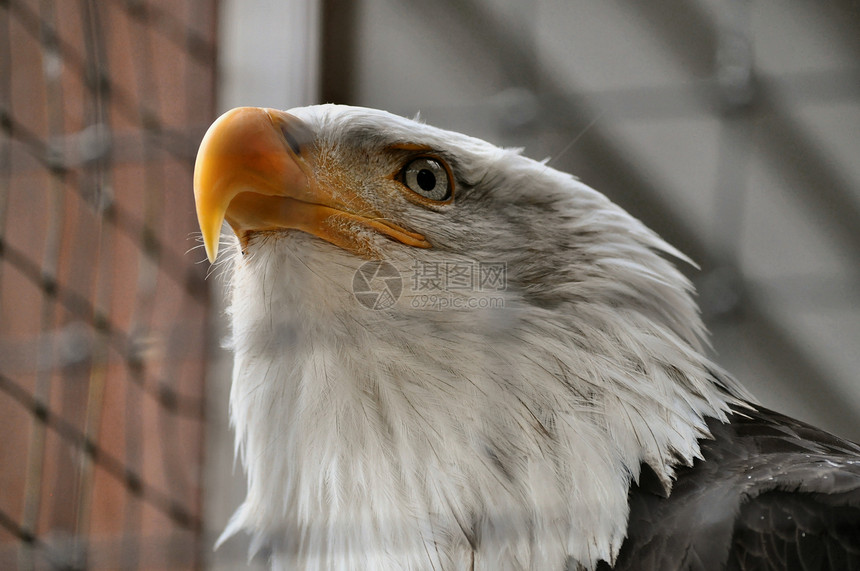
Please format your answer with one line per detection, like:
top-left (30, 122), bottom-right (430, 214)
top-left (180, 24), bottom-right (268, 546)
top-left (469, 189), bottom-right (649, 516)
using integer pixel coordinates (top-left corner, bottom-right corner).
top-left (219, 244), bottom-right (746, 569)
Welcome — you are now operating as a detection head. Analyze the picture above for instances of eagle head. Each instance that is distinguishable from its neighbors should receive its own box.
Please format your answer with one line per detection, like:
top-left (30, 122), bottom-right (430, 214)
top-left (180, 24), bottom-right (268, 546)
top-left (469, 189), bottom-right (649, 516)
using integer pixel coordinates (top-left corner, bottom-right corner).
top-left (194, 105), bottom-right (747, 570)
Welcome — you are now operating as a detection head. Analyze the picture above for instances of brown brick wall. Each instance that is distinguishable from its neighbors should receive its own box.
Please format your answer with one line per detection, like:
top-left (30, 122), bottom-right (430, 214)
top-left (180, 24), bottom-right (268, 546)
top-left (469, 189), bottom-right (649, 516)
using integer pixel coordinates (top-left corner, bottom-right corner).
top-left (1, 1), bottom-right (218, 568)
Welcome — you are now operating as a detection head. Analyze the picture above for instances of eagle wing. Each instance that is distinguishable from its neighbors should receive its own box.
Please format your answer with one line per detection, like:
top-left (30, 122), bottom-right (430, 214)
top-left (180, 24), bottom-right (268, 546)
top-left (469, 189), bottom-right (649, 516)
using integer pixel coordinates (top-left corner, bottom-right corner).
top-left (604, 407), bottom-right (860, 570)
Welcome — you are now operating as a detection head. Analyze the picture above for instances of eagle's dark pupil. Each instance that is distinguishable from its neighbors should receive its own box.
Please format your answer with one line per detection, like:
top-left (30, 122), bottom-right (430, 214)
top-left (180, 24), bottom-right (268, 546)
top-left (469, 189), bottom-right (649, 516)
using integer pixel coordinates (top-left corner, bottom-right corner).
top-left (417, 169), bottom-right (436, 191)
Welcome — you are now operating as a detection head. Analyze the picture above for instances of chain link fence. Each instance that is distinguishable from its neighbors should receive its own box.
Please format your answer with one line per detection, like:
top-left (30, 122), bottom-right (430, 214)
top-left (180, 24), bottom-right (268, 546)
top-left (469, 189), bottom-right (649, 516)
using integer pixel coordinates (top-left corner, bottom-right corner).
top-left (1, 0), bottom-right (217, 568)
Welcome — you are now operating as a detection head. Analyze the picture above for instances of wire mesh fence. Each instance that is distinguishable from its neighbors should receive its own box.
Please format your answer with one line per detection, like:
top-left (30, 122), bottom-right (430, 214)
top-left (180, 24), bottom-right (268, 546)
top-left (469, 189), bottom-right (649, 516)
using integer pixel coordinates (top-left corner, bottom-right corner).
top-left (1, 0), bottom-right (217, 568)
top-left (4, 0), bottom-right (857, 568)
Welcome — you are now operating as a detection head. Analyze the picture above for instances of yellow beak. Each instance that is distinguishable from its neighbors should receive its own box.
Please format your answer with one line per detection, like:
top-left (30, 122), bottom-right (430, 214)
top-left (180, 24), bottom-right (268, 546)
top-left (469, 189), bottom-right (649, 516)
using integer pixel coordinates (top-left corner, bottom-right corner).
top-left (193, 107), bottom-right (430, 263)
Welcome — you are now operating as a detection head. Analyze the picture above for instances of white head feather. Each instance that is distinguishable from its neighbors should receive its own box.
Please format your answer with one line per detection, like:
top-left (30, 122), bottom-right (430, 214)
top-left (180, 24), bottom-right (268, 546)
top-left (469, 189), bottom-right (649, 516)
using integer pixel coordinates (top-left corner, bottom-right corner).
top-left (212, 105), bottom-right (750, 570)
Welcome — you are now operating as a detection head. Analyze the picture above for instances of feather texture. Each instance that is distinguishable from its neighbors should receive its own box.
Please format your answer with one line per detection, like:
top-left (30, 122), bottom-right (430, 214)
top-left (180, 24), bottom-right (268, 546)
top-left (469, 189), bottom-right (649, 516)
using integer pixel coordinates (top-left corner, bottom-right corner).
top-left (606, 407), bottom-right (860, 570)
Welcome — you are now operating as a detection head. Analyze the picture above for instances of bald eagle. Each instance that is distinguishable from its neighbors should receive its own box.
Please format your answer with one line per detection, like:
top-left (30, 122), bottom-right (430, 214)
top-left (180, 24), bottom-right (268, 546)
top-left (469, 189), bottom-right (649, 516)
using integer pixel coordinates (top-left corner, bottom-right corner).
top-left (194, 105), bottom-right (860, 570)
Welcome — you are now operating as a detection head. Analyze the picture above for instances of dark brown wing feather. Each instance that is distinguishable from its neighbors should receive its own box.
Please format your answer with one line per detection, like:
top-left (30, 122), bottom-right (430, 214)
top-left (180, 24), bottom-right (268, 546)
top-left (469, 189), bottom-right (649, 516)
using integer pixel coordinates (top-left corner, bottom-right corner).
top-left (600, 406), bottom-right (860, 571)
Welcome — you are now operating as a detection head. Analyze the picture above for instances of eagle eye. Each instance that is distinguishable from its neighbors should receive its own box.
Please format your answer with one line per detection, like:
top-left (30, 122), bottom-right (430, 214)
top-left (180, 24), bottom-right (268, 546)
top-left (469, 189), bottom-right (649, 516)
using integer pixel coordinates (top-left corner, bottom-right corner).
top-left (402, 157), bottom-right (452, 202)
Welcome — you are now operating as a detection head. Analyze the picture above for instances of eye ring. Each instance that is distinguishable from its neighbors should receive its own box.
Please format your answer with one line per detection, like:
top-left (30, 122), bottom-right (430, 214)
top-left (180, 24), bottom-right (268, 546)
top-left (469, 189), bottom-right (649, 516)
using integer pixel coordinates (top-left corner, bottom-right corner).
top-left (401, 157), bottom-right (453, 202)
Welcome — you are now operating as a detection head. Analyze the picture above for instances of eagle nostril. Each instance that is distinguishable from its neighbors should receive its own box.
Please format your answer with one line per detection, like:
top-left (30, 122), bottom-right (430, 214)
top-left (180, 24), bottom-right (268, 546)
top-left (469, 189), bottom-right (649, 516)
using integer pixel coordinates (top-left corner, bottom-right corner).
top-left (280, 124), bottom-right (302, 156)
top-left (265, 109), bottom-right (313, 157)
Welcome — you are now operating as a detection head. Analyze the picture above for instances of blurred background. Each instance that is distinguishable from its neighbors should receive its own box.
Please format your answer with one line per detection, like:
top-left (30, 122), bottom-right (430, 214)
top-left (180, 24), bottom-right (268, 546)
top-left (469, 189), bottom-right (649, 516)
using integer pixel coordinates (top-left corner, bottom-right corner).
top-left (1, 0), bottom-right (858, 569)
